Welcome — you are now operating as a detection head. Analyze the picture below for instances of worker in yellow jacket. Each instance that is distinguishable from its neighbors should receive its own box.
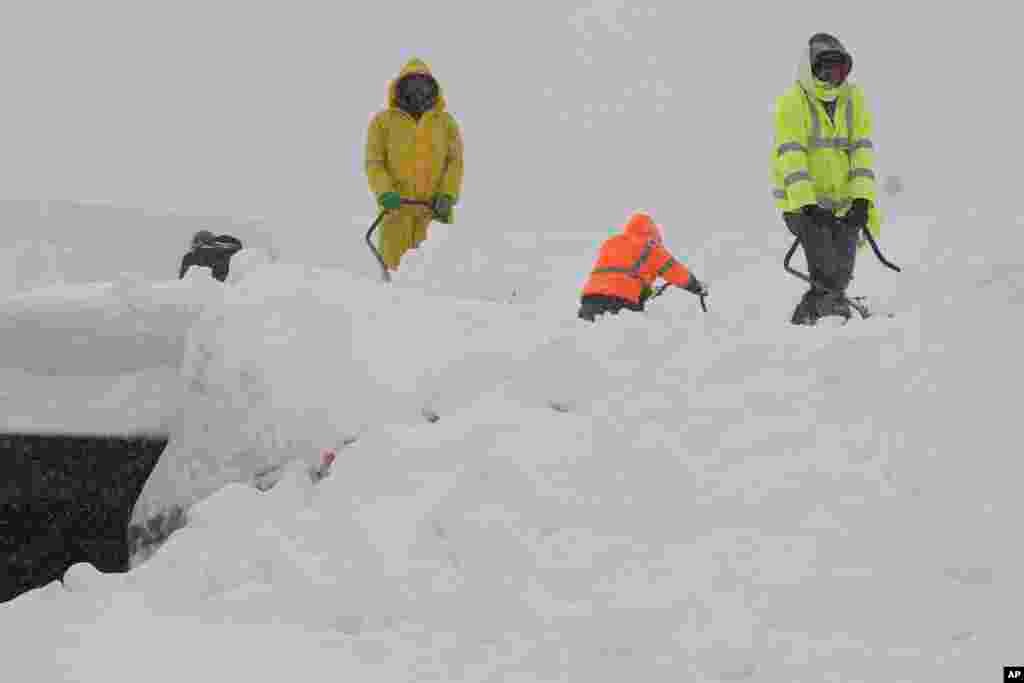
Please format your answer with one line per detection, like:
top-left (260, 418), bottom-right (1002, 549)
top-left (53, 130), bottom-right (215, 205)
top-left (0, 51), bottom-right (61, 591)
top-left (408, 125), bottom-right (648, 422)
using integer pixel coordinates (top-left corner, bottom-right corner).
top-left (771, 33), bottom-right (882, 325)
top-left (365, 58), bottom-right (465, 272)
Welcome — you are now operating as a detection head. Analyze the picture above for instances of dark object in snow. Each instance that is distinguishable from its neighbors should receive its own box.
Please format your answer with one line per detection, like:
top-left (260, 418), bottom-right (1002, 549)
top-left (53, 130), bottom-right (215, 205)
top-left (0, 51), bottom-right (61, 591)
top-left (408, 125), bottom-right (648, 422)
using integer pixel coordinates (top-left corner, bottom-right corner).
top-left (178, 232), bottom-right (243, 282)
top-left (0, 431), bottom-right (167, 603)
top-left (548, 400), bottom-right (572, 413)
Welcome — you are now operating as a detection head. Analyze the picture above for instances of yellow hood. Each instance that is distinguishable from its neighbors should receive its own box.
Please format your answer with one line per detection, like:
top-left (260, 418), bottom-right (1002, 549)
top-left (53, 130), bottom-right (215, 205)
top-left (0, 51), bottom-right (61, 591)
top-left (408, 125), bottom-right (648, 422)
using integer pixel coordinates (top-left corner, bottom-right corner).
top-left (387, 58), bottom-right (447, 112)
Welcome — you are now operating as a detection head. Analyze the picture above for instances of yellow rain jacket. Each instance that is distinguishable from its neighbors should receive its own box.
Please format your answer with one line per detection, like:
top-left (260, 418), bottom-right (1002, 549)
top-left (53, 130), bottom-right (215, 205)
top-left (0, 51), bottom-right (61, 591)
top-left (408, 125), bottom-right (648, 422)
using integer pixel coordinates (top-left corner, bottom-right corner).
top-left (365, 58), bottom-right (465, 270)
top-left (771, 46), bottom-right (881, 239)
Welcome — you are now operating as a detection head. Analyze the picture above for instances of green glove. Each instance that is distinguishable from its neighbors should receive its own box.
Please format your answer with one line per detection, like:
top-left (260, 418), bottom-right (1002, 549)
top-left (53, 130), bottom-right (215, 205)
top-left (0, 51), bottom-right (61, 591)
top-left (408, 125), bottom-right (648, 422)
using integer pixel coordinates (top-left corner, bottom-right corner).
top-left (431, 193), bottom-right (455, 223)
top-left (639, 283), bottom-right (654, 304)
top-left (377, 192), bottom-right (401, 211)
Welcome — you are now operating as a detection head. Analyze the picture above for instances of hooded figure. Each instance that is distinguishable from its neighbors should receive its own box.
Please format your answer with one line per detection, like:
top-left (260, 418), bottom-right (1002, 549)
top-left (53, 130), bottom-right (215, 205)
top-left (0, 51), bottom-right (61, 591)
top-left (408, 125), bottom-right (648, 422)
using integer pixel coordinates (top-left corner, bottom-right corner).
top-left (771, 33), bottom-right (881, 325)
top-left (178, 230), bottom-right (243, 282)
top-left (365, 58), bottom-right (465, 272)
top-left (578, 212), bottom-right (707, 322)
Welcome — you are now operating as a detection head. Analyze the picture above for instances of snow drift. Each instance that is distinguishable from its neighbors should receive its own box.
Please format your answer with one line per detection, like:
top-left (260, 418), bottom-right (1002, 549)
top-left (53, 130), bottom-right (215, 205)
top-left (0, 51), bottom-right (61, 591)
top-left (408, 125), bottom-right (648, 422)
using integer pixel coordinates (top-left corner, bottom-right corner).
top-left (0, 267), bottom-right (230, 600)
top-left (2, 211), bottom-right (1024, 680)
top-left (129, 262), bottom-right (567, 541)
top-left (0, 270), bottom-right (223, 435)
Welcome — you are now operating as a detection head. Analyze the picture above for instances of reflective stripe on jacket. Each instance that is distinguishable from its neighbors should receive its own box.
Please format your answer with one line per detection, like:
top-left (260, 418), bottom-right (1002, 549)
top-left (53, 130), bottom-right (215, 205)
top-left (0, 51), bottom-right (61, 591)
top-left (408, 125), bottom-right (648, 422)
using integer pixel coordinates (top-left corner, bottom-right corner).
top-left (771, 82), bottom-right (881, 237)
top-left (582, 233), bottom-right (692, 304)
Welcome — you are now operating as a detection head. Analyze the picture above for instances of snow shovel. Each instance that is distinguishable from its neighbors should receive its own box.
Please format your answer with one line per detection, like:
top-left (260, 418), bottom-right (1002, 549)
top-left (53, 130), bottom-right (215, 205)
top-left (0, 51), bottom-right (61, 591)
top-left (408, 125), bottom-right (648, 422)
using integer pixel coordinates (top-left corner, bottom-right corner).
top-left (365, 198), bottom-right (433, 283)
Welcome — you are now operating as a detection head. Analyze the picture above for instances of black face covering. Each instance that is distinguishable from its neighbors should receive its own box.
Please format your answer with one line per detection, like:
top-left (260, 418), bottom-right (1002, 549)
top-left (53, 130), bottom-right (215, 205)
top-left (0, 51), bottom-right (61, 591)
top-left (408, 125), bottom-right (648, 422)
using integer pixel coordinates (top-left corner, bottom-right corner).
top-left (396, 73), bottom-right (439, 116)
top-left (813, 51), bottom-right (851, 87)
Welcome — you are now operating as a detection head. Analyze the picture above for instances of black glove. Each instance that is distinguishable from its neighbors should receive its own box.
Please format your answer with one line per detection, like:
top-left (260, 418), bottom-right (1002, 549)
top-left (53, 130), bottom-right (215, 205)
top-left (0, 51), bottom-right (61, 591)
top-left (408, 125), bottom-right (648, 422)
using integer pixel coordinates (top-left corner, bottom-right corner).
top-left (801, 203), bottom-right (835, 227)
top-left (684, 276), bottom-right (708, 297)
top-left (844, 198), bottom-right (871, 231)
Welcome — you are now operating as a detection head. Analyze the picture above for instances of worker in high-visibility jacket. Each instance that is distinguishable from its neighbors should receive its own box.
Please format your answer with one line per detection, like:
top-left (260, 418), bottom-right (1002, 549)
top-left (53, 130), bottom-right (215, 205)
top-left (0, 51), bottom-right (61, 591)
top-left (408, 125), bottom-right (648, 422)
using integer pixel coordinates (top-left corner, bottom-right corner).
top-left (771, 32), bottom-right (882, 325)
top-left (578, 212), bottom-right (707, 322)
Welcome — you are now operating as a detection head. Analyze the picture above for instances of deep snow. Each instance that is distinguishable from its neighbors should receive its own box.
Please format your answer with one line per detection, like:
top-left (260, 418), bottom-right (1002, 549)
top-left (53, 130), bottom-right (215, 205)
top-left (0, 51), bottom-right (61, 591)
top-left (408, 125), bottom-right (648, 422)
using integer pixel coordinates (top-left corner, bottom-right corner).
top-left (4, 208), bottom-right (1023, 681)
top-left (0, 269), bottom-right (219, 435)
top-left (3, 1), bottom-right (1023, 680)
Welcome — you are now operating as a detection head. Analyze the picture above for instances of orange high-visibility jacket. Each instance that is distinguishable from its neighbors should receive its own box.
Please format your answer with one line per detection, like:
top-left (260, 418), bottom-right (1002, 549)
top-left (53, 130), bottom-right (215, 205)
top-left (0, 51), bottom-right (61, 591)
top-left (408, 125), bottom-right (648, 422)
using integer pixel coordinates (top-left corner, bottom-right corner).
top-left (581, 213), bottom-right (693, 304)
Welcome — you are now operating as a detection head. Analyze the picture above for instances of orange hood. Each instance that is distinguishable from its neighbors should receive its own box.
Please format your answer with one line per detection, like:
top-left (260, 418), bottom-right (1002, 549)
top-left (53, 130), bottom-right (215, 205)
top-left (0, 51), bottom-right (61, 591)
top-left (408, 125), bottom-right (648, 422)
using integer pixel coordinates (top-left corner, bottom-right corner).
top-left (623, 212), bottom-right (663, 243)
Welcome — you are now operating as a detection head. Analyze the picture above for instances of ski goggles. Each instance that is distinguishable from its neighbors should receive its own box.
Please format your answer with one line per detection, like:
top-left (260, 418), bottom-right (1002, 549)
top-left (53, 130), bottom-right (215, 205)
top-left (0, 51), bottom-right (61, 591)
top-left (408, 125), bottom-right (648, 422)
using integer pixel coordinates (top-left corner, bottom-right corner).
top-left (812, 52), bottom-right (851, 86)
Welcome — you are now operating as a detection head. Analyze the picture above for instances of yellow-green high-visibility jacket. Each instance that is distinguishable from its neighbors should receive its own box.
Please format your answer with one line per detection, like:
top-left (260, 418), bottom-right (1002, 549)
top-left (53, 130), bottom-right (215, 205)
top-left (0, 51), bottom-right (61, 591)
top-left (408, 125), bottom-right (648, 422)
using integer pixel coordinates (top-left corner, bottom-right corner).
top-left (771, 82), bottom-right (881, 238)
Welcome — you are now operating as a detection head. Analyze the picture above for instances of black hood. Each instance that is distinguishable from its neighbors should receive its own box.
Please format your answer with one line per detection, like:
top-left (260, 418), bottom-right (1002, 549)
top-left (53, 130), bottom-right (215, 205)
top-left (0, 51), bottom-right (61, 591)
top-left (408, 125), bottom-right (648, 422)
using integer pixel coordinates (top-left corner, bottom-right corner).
top-left (797, 32), bottom-right (854, 97)
top-left (809, 33), bottom-right (853, 79)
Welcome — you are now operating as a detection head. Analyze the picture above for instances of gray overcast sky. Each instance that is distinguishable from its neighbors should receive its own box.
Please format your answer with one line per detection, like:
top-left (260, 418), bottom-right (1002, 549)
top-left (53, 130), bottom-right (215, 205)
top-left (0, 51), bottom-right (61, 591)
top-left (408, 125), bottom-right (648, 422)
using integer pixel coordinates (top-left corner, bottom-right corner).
top-left (0, 1), bottom-right (1011, 236)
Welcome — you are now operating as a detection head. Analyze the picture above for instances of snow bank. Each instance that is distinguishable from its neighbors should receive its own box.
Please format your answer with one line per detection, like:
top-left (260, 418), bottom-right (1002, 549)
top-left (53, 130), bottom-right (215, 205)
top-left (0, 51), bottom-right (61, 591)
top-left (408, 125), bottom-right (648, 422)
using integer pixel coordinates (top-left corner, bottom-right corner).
top-left (1, 212), bottom-right (1023, 680)
top-left (130, 263), bottom-right (565, 535)
top-left (225, 246), bottom-right (277, 284)
top-left (0, 269), bottom-right (224, 435)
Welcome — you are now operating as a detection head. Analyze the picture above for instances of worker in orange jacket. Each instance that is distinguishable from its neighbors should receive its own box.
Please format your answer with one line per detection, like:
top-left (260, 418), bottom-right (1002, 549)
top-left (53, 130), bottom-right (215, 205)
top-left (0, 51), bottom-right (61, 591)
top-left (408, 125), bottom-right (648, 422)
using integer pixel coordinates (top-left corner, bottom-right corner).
top-left (579, 212), bottom-right (707, 321)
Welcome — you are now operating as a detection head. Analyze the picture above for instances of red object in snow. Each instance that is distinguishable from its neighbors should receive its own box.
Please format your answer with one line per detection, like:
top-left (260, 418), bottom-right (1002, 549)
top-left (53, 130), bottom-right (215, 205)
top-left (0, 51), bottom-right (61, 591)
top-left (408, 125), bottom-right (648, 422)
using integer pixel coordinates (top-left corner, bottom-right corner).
top-left (310, 448), bottom-right (338, 483)
top-left (320, 449), bottom-right (336, 468)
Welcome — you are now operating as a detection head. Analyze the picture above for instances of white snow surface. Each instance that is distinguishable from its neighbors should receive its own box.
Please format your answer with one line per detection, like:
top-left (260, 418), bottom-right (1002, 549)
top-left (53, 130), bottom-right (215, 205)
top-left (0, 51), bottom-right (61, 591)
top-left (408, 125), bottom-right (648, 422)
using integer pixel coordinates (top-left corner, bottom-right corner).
top-left (0, 269), bottom-right (223, 435)
top-left (0, 200), bottom-right (275, 298)
top-left (3, 2), bottom-right (1024, 679)
top-left (3, 210), bottom-right (1023, 681)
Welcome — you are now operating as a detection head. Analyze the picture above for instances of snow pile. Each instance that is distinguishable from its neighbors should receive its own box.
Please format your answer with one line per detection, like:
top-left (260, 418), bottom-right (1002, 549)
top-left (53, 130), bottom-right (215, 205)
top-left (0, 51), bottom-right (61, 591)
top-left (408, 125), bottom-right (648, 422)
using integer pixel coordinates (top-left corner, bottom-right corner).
top-left (225, 246), bottom-right (278, 284)
top-left (5, 1), bottom-right (1024, 677)
top-left (0, 269), bottom-right (224, 434)
top-left (131, 262), bottom-right (563, 532)
top-left (1, 210), bottom-right (1019, 680)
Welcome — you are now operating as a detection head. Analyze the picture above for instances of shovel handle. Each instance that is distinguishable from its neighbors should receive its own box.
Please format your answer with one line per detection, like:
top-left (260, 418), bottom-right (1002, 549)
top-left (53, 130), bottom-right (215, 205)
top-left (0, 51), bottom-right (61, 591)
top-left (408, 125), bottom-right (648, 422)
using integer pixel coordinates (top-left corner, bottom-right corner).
top-left (364, 199), bottom-right (435, 283)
